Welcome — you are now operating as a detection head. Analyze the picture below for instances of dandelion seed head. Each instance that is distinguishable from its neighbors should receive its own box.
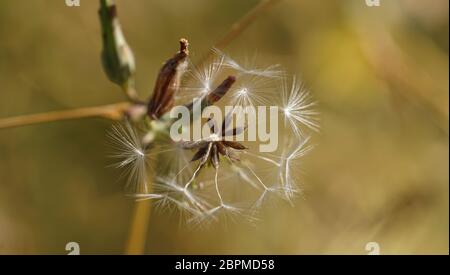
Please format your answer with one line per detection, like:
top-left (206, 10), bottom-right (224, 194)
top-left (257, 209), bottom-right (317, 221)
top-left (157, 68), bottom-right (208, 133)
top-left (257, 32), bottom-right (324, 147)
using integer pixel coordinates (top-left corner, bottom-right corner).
top-left (109, 45), bottom-right (318, 224)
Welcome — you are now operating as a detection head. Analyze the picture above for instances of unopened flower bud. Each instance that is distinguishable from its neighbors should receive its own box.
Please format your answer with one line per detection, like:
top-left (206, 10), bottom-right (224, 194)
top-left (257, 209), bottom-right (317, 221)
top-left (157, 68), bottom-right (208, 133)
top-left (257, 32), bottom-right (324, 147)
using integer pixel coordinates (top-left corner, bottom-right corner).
top-left (99, 0), bottom-right (137, 101)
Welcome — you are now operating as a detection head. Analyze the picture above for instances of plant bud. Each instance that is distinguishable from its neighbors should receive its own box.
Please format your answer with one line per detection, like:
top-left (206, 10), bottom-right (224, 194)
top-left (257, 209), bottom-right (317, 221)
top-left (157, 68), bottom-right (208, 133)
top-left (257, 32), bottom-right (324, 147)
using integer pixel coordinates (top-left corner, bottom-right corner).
top-left (99, 0), bottom-right (137, 100)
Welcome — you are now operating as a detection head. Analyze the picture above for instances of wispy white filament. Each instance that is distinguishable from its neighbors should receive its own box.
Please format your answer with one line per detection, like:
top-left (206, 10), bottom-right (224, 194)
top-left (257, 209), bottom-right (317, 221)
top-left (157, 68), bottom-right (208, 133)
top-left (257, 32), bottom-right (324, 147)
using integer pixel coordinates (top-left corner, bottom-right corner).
top-left (108, 121), bottom-right (150, 194)
top-left (281, 77), bottom-right (319, 138)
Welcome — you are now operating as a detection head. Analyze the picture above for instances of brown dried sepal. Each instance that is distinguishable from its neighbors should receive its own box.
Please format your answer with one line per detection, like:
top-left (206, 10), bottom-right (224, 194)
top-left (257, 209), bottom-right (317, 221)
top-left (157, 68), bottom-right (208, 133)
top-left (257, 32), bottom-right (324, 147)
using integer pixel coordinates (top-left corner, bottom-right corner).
top-left (147, 39), bottom-right (189, 119)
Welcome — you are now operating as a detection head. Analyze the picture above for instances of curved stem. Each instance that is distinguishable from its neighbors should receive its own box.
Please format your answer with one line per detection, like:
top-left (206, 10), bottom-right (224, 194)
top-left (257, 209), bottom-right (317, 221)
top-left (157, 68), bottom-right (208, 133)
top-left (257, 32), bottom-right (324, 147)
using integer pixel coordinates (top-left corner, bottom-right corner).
top-left (214, 0), bottom-right (282, 49)
top-left (196, 0), bottom-right (282, 66)
top-left (0, 102), bottom-right (130, 130)
top-left (125, 200), bottom-right (152, 255)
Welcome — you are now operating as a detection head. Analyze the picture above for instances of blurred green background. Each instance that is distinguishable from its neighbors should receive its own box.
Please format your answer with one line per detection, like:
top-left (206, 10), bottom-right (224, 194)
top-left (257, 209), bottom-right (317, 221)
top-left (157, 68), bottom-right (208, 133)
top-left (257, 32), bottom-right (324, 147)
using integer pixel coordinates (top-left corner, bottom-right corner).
top-left (0, 0), bottom-right (448, 254)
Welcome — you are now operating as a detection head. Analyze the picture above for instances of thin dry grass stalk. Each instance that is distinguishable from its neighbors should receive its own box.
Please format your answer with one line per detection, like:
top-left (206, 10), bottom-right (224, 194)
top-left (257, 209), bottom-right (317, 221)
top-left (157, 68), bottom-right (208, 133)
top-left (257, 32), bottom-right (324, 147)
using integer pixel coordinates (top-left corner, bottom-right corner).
top-left (0, 102), bottom-right (130, 129)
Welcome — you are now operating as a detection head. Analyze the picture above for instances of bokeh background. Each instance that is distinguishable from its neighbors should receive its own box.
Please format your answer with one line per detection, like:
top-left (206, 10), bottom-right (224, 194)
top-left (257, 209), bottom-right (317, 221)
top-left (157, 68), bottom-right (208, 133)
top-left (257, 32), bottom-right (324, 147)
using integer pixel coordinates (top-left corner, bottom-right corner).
top-left (0, 0), bottom-right (448, 254)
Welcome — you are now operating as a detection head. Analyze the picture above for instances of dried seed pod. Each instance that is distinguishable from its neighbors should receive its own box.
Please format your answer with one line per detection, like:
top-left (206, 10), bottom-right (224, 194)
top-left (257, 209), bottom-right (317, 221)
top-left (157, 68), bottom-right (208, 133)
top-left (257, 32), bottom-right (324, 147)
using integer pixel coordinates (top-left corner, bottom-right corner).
top-left (147, 39), bottom-right (189, 119)
top-left (207, 76), bottom-right (236, 105)
top-left (99, 0), bottom-right (138, 101)
top-left (185, 76), bottom-right (236, 113)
